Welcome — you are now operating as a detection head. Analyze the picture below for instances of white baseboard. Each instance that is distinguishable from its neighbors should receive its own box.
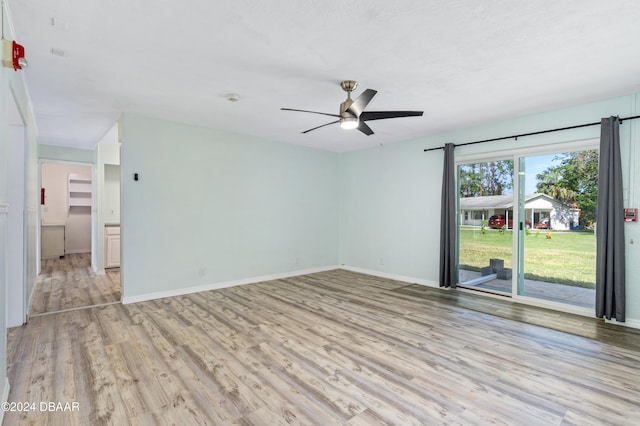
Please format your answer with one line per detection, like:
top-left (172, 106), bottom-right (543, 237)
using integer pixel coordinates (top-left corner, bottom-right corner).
top-left (122, 265), bottom-right (340, 304)
top-left (0, 378), bottom-right (10, 425)
top-left (605, 317), bottom-right (640, 330)
top-left (65, 249), bottom-right (91, 254)
top-left (339, 265), bottom-right (439, 288)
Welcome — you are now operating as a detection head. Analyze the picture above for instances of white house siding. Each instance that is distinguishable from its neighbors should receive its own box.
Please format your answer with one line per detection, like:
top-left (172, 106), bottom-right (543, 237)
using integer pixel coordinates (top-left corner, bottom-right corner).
top-left (460, 194), bottom-right (579, 230)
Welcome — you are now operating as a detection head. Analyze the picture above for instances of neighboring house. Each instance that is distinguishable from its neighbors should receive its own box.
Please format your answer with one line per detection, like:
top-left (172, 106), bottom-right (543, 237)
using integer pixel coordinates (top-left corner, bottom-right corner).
top-left (459, 193), bottom-right (580, 230)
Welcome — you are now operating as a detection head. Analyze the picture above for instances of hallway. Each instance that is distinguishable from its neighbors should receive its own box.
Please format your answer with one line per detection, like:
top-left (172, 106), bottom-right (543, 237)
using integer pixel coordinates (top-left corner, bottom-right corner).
top-left (30, 253), bottom-right (120, 316)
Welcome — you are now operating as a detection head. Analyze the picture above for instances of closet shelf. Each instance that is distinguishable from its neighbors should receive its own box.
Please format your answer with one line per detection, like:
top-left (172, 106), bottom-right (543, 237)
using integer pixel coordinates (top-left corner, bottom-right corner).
top-left (68, 173), bottom-right (92, 207)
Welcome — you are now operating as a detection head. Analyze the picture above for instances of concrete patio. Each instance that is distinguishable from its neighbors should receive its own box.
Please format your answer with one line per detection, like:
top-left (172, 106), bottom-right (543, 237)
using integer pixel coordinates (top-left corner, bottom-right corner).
top-left (459, 269), bottom-right (595, 309)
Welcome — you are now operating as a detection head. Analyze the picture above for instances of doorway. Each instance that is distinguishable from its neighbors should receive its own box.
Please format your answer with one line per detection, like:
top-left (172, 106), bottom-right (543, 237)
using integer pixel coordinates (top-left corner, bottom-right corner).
top-left (457, 141), bottom-right (598, 313)
top-left (31, 161), bottom-right (120, 315)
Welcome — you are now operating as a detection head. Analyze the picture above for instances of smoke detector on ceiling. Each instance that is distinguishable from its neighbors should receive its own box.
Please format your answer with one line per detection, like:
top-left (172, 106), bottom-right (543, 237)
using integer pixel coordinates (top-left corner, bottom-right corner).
top-left (225, 93), bottom-right (240, 102)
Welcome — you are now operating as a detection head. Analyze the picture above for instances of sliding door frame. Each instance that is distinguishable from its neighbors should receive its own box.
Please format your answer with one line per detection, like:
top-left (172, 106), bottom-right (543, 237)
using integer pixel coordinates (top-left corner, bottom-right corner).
top-left (456, 138), bottom-right (599, 317)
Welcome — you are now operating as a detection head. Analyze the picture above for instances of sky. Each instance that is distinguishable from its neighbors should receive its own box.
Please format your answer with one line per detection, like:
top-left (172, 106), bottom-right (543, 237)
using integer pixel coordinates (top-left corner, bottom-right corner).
top-left (523, 154), bottom-right (561, 194)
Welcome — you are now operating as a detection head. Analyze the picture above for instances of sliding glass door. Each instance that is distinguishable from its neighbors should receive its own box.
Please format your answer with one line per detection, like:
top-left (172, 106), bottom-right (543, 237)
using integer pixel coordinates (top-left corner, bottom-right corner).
top-left (458, 158), bottom-right (514, 295)
top-left (516, 150), bottom-right (597, 309)
top-left (458, 142), bottom-right (598, 311)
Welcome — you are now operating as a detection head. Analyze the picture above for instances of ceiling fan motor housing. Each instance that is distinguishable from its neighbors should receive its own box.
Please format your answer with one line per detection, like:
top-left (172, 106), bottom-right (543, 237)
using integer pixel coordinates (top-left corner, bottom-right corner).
top-left (340, 95), bottom-right (357, 129)
top-left (340, 80), bottom-right (357, 118)
top-left (340, 99), bottom-right (355, 116)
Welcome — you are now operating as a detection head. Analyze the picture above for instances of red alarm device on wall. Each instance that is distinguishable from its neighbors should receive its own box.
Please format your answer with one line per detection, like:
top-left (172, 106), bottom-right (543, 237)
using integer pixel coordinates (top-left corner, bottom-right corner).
top-left (2, 39), bottom-right (27, 70)
top-left (624, 208), bottom-right (638, 222)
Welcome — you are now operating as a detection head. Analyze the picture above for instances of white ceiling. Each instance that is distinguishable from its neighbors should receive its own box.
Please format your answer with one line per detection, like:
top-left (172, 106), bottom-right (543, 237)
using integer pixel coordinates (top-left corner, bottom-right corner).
top-left (8, 0), bottom-right (640, 152)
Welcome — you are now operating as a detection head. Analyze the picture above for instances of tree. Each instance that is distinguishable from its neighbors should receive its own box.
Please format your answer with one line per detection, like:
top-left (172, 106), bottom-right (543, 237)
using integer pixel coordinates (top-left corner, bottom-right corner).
top-left (535, 150), bottom-right (598, 226)
top-left (459, 160), bottom-right (513, 197)
top-left (535, 167), bottom-right (577, 204)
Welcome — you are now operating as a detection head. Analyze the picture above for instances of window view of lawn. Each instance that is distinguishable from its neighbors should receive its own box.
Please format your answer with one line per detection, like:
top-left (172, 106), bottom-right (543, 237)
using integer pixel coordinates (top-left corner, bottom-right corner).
top-left (459, 227), bottom-right (596, 289)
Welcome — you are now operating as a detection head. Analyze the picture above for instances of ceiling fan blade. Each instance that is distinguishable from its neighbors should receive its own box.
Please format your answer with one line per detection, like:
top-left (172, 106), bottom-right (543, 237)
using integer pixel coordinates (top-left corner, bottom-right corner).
top-left (346, 89), bottom-right (377, 117)
top-left (302, 120), bottom-right (340, 134)
top-left (281, 108), bottom-right (340, 118)
top-left (360, 111), bottom-right (424, 121)
top-left (357, 121), bottom-right (374, 136)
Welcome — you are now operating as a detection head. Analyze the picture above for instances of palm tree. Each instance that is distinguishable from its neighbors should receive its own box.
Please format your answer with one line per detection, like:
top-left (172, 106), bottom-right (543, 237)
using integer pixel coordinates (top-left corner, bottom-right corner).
top-left (536, 168), bottom-right (577, 205)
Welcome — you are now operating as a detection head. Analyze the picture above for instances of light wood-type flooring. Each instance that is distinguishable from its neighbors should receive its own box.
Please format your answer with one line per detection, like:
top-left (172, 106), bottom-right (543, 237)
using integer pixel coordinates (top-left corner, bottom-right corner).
top-left (30, 253), bottom-right (121, 316)
top-left (6, 269), bottom-right (640, 425)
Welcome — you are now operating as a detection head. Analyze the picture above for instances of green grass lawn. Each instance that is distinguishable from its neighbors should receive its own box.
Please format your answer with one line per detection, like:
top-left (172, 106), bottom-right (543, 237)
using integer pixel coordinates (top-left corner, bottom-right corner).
top-left (459, 228), bottom-right (596, 288)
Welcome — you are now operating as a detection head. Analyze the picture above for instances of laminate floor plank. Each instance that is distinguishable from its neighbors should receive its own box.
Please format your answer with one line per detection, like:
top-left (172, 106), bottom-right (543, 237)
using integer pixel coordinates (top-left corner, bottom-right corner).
top-left (174, 345), bottom-right (247, 423)
top-left (6, 269), bottom-right (640, 425)
top-left (255, 341), bottom-right (365, 422)
top-left (31, 253), bottom-right (121, 315)
top-left (104, 341), bottom-right (149, 420)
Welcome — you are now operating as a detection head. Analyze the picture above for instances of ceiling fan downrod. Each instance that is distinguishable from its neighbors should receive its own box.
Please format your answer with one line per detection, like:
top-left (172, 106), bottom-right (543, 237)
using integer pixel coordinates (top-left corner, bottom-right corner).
top-left (339, 80), bottom-right (358, 128)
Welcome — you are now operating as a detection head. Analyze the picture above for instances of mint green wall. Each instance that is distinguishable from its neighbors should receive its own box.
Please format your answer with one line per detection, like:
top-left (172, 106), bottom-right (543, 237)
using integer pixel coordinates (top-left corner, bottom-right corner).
top-left (39, 144), bottom-right (94, 163)
top-left (121, 114), bottom-right (339, 299)
top-left (339, 93), bottom-right (640, 323)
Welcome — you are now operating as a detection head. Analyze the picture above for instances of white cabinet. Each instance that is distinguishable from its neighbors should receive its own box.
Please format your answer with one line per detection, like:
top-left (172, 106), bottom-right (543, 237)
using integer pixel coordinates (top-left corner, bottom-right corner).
top-left (42, 225), bottom-right (65, 259)
top-left (68, 173), bottom-right (92, 207)
top-left (105, 225), bottom-right (120, 268)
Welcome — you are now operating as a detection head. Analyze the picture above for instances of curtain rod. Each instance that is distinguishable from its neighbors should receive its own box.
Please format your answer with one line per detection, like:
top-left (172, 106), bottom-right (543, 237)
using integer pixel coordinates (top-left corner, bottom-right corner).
top-left (423, 114), bottom-right (640, 152)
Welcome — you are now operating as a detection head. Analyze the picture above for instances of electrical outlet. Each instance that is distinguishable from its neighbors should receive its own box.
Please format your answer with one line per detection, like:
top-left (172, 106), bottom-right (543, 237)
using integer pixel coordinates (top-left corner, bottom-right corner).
top-left (198, 267), bottom-right (206, 278)
top-left (379, 257), bottom-right (384, 265)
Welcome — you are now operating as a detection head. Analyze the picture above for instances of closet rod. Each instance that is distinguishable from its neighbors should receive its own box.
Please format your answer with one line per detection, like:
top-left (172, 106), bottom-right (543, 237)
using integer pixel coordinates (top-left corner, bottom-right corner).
top-left (423, 114), bottom-right (640, 152)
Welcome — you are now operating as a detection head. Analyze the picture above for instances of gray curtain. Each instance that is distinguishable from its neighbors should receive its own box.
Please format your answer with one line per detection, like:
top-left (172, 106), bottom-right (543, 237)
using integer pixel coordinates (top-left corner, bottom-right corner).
top-left (439, 143), bottom-right (456, 288)
top-left (596, 116), bottom-right (625, 321)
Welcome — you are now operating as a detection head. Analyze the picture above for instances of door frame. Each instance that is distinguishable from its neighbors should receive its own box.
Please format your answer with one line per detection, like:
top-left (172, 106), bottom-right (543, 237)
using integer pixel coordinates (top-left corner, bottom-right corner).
top-left (456, 138), bottom-right (599, 316)
top-left (7, 88), bottom-right (27, 327)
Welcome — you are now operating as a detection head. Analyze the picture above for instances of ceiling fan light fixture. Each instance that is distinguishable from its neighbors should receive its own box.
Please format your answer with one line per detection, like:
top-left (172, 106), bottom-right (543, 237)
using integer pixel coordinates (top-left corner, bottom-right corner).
top-left (340, 116), bottom-right (358, 130)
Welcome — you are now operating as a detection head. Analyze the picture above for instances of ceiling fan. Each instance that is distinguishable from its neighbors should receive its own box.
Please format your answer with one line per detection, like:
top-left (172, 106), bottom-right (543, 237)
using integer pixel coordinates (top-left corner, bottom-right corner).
top-left (281, 80), bottom-right (423, 136)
